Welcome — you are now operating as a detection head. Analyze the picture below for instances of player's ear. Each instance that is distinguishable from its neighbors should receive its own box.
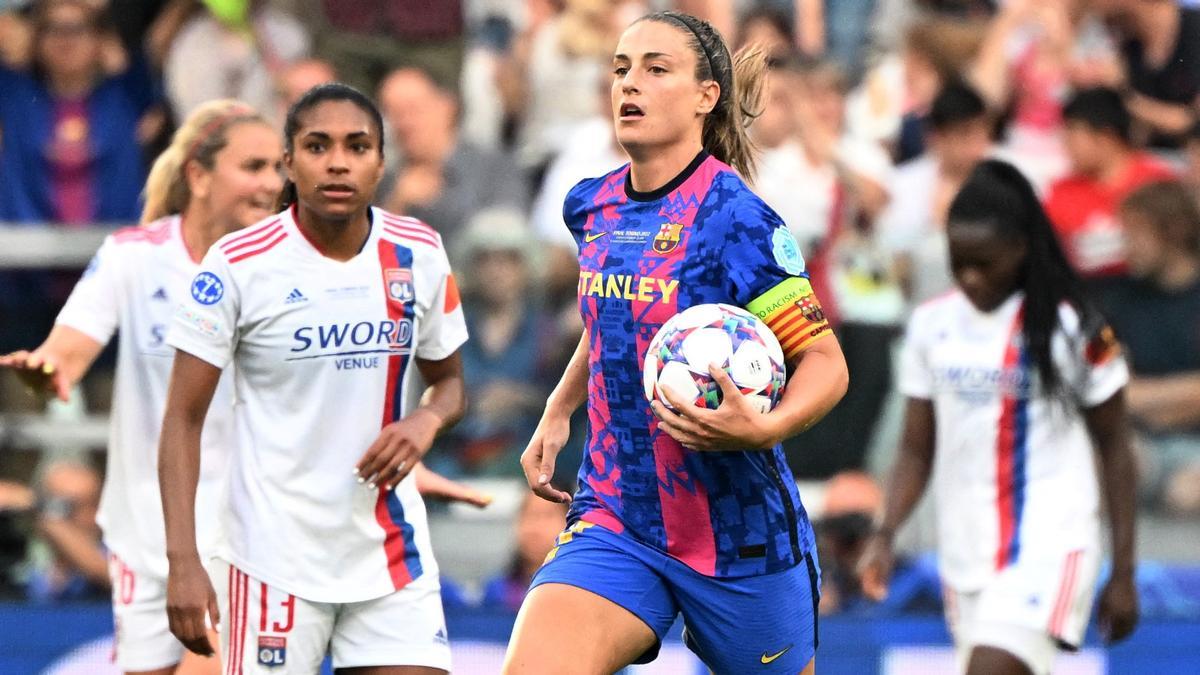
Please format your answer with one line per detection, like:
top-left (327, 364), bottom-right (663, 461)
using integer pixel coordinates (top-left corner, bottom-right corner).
top-left (282, 150), bottom-right (297, 183)
top-left (696, 80), bottom-right (719, 115)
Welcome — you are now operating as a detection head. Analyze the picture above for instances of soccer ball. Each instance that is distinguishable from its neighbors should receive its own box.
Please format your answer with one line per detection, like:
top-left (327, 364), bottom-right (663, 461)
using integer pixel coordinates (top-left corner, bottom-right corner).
top-left (642, 303), bottom-right (787, 415)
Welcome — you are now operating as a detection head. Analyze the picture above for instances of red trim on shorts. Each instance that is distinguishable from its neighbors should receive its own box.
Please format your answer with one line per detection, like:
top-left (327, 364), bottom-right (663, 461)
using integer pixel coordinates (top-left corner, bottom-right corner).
top-left (1049, 550), bottom-right (1082, 639)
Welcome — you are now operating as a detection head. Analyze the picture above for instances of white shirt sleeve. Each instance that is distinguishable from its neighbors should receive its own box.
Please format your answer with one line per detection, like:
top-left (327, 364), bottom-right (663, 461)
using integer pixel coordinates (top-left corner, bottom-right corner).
top-left (165, 249), bottom-right (240, 369)
top-left (415, 251), bottom-right (469, 361)
top-left (1077, 326), bottom-right (1130, 408)
top-left (897, 308), bottom-right (934, 399)
top-left (55, 236), bottom-right (123, 345)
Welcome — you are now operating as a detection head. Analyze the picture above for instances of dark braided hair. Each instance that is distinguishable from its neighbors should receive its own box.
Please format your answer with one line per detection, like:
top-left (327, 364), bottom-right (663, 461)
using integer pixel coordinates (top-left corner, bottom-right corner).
top-left (948, 159), bottom-right (1100, 399)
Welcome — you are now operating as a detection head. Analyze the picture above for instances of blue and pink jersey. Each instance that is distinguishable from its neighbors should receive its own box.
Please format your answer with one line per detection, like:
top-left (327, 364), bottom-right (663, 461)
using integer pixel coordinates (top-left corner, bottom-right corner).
top-left (564, 152), bottom-right (831, 578)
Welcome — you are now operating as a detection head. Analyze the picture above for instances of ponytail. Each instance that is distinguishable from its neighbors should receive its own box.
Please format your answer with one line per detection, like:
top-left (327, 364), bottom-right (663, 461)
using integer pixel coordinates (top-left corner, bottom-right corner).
top-left (141, 100), bottom-right (268, 224)
top-left (948, 160), bottom-right (1098, 399)
top-left (641, 12), bottom-right (767, 181)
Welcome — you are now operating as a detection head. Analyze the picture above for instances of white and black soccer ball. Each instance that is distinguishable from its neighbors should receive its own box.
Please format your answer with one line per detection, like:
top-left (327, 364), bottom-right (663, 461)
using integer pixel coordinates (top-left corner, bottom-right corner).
top-left (642, 303), bottom-right (787, 415)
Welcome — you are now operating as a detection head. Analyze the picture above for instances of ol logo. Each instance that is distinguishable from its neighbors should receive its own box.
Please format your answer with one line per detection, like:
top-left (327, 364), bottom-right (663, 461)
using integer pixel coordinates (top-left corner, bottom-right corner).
top-left (191, 272), bottom-right (224, 305)
top-left (258, 636), bottom-right (286, 667)
top-left (652, 222), bottom-right (684, 254)
top-left (385, 268), bottom-right (414, 303)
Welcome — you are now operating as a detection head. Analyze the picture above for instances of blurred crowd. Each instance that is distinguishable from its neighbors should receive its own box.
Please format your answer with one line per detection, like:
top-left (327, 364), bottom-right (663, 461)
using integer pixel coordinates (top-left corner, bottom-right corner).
top-left (1, 0), bottom-right (1199, 609)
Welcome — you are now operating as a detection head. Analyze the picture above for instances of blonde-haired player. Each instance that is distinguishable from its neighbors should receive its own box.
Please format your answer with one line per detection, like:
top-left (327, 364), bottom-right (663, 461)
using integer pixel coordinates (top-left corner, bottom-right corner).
top-left (1, 100), bottom-right (283, 675)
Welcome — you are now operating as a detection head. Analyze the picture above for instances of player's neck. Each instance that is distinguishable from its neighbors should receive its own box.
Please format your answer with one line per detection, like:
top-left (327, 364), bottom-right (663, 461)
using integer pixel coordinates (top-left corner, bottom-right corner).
top-left (295, 205), bottom-right (371, 261)
top-left (627, 141), bottom-right (704, 194)
top-left (180, 206), bottom-right (227, 264)
top-left (1093, 145), bottom-right (1133, 184)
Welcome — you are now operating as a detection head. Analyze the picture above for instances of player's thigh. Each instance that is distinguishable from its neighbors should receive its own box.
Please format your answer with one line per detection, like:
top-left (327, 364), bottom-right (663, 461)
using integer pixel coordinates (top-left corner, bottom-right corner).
top-left (673, 553), bottom-right (820, 675)
top-left (214, 559), bottom-right (332, 674)
top-left (329, 571), bottom-right (450, 673)
top-left (503, 522), bottom-right (676, 674)
top-left (504, 583), bottom-right (659, 675)
top-left (108, 554), bottom-right (188, 674)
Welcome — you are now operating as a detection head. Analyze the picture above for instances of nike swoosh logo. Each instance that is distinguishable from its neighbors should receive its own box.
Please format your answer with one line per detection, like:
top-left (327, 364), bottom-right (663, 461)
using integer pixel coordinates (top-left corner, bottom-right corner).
top-left (761, 645), bottom-right (792, 664)
top-left (584, 232), bottom-right (607, 243)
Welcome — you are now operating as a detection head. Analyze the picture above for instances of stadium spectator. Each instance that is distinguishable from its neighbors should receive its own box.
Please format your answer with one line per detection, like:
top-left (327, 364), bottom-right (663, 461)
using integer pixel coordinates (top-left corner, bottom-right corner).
top-left (878, 80), bottom-right (994, 307)
top-left (314, 0), bottom-right (464, 95)
top-left (1095, 0), bottom-right (1200, 149)
top-left (482, 492), bottom-right (569, 613)
top-left (1044, 87), bottom-right (1174, 283)
top-left (0, 0), bottom-right (161, 225)
top-left (734, 5), bottom-right (794, 61)
top-left (274, 57), bottom-right (337, 122)
top-left (431, 208), bottom-right (559, 478)
top-left (22, 460), bottom-right (109, 604)
top-left (499, 0), bottom-right (619, 174)
top-left (163, 0), bottom-right (310, 127)
top-left (1108, 181), bottom-right (1200, 516)
top-left (377, 66), bottom-right (526, 246)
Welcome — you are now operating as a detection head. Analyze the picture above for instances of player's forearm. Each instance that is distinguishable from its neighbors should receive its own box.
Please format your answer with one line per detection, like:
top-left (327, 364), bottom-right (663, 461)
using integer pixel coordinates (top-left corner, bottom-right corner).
top-left (878, 399), bottom-right (936, 537)
top-left (1127, 95), bottom-right (1196, 136)
top-left (545, 331), bottom-right (590, 418)
top-left (35, 325), bottom-right (104, 388)
top-left (159, 411), bottom-right (204, 562)
top-left (763, 337), bottom-right (848, 445)
top-left (415, 376), bottom-right (466, 436)
top-left (1099, 435), bottom-right (1138, 577)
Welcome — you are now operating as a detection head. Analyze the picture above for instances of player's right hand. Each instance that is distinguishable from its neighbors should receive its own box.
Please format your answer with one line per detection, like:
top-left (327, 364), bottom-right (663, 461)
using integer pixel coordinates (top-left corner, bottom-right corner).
top-left (0, 350), bottom-right (71, 402)
top-left (166, 556), bottom-right (220, 656)
top-left (857, 531), bottom-right (895, 602)
top-left (520, 412), bottom-right (573, 504)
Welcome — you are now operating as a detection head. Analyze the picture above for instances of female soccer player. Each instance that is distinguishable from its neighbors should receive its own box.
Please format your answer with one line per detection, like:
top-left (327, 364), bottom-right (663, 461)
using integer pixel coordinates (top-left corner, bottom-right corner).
top-left (0, 99), bottom-right (282, 675)
top-left (159, 84), bottom-right (466, 674)
top-left (858, 159), bottom-right (1139, 675)
top-left (505, 12), bottom-right (848, 675)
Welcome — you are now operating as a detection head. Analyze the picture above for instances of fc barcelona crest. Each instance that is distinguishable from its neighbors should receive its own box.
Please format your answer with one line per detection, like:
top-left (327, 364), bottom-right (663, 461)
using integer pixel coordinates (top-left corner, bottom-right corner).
top-left (652, 222), bottom-right (684, 254)
top-left (385, 268), bottom-right (414, 303)
top-left (796, 294), bottom-right (825, 323)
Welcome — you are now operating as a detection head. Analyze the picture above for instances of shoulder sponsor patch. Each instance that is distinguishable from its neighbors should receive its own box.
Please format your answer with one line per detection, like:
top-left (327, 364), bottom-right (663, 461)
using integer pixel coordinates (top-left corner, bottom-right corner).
top-left (190, 271), bottom-right (224, 305)
top-left (771, 227), bottom-right (805, 275)
top-left (176, 307), bottom-right (222, 337)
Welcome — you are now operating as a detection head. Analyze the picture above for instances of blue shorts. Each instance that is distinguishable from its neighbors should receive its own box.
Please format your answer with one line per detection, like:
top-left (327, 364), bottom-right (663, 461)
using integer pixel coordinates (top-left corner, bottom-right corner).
top-left (530, 521), bottom-right (820, 673)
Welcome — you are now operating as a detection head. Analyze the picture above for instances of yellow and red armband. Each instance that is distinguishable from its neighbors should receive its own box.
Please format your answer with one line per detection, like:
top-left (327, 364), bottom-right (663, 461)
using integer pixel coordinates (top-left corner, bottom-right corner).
top-left (746, 277), bottom-right (832, 361)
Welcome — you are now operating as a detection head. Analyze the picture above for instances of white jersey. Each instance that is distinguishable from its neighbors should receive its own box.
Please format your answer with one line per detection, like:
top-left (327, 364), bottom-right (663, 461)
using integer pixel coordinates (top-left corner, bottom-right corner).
top-left (166, 207), bottom-right (468, 603)
top-left (56, 215), bottom-right (235, 578)
top-left (898, 291), bottom-right (1127, 591)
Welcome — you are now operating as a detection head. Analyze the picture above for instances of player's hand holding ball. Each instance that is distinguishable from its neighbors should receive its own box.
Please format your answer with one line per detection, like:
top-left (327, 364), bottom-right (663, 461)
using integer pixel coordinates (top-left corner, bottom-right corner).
top-left (645, 304), bottom-right (787, 451)
top-left (356, 408), bottom-right (443, 491)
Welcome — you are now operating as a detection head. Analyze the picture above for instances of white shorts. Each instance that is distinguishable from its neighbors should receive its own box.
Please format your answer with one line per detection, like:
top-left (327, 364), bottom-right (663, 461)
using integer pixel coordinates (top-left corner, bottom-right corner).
top-left (944, 547), bottom-right (1100, 675)
top-left (108, 553), bottom-right (186, 672)
top-left (214, 559), bottom-right (451, 673)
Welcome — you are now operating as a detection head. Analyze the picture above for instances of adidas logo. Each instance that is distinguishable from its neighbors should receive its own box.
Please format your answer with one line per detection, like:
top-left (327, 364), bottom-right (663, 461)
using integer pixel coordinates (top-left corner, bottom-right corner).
top-left (284, 288), bottom-right (308, 304)
top-left (434, 627), bottom-right (448, 644)
top-left (151, 288), bottom-right (168, 301)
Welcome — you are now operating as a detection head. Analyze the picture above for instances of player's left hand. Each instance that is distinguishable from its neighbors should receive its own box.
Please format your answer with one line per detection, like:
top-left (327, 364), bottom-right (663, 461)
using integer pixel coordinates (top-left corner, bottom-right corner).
top-left (355, 408), bottom-right (442, 491)
top-left (1098, 572), bottom-right (1139, 643)
top-left (651, 363), bottom-right (775, 451)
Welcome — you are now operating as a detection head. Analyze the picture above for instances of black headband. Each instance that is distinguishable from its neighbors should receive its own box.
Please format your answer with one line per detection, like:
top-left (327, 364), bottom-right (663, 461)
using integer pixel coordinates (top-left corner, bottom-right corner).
top-left (660, 13), bottom-right (718, 90)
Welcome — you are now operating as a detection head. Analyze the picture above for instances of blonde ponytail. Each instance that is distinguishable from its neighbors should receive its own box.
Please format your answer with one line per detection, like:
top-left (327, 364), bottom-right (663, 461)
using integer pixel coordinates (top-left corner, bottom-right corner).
top-left (141, 99), bottom-right (268, 224)
top-left (707, 44), bottom-right (767, 181)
